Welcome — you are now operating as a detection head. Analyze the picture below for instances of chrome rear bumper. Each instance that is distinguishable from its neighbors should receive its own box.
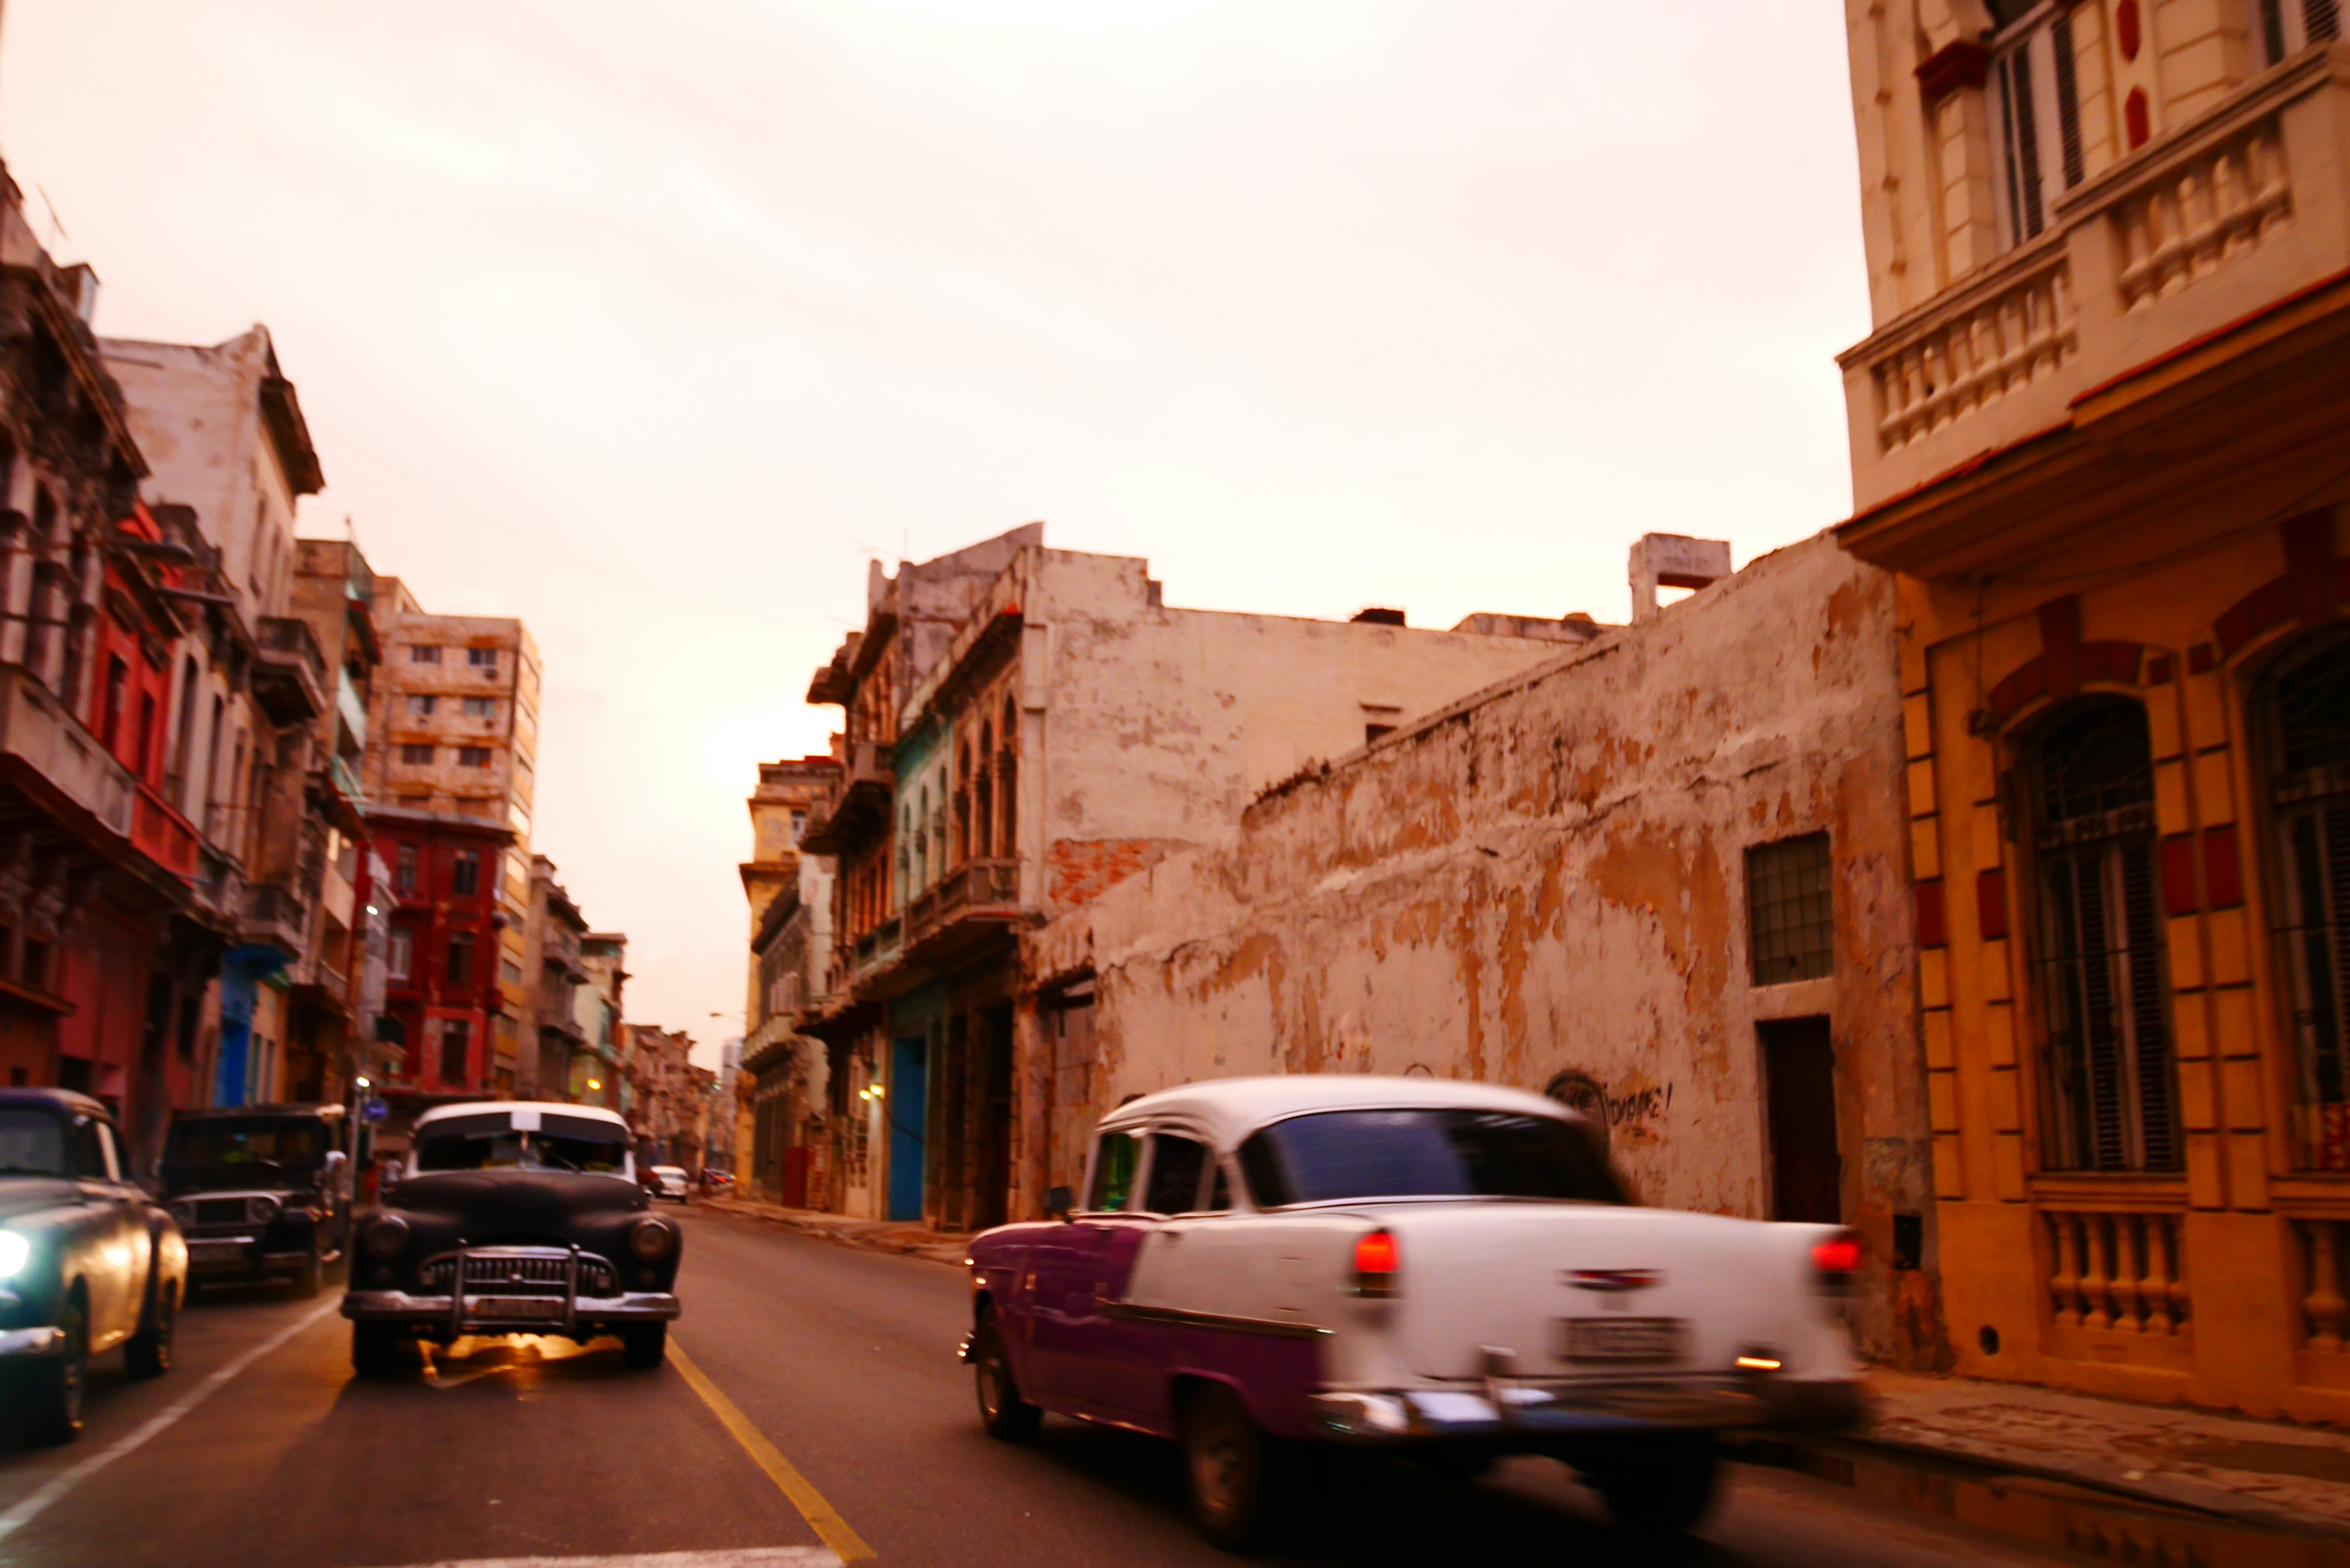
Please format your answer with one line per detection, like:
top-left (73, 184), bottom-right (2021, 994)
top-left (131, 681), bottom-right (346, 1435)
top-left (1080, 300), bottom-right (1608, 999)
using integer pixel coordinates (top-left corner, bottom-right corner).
top-left (1310, 1375), bottom-right (1865, 1444)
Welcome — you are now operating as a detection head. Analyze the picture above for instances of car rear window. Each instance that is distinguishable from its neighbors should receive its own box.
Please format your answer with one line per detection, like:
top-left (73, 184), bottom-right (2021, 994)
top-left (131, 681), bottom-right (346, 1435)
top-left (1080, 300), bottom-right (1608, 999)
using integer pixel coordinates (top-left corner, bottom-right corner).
top-left (1238, 1108), bottom-right (1626, 1208)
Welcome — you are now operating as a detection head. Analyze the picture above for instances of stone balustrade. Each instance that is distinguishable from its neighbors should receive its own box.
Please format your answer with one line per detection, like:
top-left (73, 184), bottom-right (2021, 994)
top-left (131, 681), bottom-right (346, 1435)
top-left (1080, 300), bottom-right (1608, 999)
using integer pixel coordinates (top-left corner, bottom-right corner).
top-left (2294, 1217), bottom-right (2350, 1351)
top-left (1842, 45), bottom-right (2350, 512)
top-left (2045, 1208), bottom-right (2191, 1336)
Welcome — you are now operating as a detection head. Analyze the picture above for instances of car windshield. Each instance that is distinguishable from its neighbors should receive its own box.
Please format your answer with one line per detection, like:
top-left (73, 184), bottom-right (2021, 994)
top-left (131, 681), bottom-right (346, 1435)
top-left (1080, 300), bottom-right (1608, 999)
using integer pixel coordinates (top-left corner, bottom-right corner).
top-left (165, 1118), bottom-right (327, 1170)
top-left (416, 1124), bottom-right (629, 1174)
top-left (0, 1109), bottom-right (67, 1176)
top-left (1237, 1107), bottom-right (1627, 1207)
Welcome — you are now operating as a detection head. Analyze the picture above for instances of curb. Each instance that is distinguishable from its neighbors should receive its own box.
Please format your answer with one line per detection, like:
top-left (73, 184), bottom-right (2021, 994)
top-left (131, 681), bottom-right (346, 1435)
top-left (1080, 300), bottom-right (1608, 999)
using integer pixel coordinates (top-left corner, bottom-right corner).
top-left (1725, 1428), bottom-right (2350, 1544)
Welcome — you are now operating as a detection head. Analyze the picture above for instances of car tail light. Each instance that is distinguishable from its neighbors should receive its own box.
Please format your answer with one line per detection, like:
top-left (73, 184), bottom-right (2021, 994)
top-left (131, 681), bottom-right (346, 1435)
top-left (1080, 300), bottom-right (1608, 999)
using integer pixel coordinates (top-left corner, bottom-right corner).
top-left (1811, 1232), bottom-right (1863, 1296)
top-left (1349, 1229), bottom-right (1400, 1298)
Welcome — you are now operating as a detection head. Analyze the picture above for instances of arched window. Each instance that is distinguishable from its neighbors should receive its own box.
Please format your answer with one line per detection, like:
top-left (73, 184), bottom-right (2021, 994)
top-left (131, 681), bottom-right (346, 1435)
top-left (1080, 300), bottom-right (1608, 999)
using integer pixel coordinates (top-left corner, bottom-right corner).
top-left (2262, 631), bottom-right (2350, 1167)
top-left (998, 696), bottom-right (1019, 861)
top-left (974, 721), bottom-right (995, 860)
top-left (2026, 697), bottom-right (2178, 1172)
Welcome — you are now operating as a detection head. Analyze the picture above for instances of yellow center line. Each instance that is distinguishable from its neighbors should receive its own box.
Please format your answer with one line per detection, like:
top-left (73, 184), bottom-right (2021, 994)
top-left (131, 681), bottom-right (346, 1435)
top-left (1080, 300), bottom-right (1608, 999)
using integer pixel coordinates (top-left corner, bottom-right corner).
top-left (670, 1338), bottom-right (877, 1562)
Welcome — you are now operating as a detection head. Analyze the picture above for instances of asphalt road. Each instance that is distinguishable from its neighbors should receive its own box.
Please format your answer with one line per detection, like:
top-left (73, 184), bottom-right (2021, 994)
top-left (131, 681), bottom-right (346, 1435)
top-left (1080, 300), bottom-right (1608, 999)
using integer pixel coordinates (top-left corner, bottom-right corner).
top-left (0, 1207), bottom-right (2094, 1568)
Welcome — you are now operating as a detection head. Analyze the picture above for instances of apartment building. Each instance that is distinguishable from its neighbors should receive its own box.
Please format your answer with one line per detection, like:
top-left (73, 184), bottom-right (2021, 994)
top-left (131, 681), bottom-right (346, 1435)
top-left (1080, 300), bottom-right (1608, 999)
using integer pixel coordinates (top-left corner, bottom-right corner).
top-left (102, 324), bottom-right (337, 1116)
top-left (1834, 1), bottom-right (2350, 1415)
top-left (574, 931), bottom-right (627, 1110)
top-left (520, 854), bottom-right (589, 1099)
top-left (740, 756), bottom-right (838, 1206)
top-left (798, 524), bottom-right (1605, 1226)
top-left (362, 579), bottom-right (542, 1091)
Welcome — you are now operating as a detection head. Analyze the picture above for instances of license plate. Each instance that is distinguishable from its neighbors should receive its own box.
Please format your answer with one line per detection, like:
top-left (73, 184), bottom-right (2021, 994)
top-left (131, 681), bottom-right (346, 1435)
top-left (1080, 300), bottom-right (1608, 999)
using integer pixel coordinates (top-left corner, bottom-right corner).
top-left (1561, 1316), bottom-right (1687, 1363)
top-left (187, 1239), bottom-right (248, 1264)
top-left (469, 1297), bottom-right (565, 1322)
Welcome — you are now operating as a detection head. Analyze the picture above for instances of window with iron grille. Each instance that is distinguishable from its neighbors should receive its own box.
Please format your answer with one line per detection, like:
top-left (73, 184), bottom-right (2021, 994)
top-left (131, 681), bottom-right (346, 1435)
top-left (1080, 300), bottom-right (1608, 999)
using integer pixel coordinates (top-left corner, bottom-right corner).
top-left (400, 743), bottom-right (433, 765)
top-left (1748, 832), bottom-right (1833, 984)
top-left (2264, 632), bottom-right (2350, 1168)
top-left (408, 644), bottom-right (441, 664)
top-left (2028, 698), bottom-right (2179, 1172)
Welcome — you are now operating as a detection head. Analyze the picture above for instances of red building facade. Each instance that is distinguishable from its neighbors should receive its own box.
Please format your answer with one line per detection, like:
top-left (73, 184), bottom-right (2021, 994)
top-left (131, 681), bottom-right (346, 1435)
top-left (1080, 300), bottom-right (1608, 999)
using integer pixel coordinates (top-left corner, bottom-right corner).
top-left (362, 804), bottom-right (515, 1127)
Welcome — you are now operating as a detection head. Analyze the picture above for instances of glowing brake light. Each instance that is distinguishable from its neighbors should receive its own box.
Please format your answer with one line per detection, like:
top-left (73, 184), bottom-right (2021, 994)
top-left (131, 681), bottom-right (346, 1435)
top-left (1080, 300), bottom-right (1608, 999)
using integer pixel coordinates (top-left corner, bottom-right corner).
top-left (1350, 1229), bottom-right (1400, 1297)
top-left (1811, 1238), bottom-right (1862, 1274)
top-left (1811, 1233), bottom-right (1863, 1296)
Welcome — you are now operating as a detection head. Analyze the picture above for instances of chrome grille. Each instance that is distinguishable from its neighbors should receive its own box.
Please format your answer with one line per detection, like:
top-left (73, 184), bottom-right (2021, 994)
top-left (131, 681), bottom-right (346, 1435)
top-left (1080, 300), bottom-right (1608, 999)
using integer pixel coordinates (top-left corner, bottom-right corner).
top-left (417, 1249), bottom-right (614, 1295)
top-left (194, 1198), bottom-right (256, 1228)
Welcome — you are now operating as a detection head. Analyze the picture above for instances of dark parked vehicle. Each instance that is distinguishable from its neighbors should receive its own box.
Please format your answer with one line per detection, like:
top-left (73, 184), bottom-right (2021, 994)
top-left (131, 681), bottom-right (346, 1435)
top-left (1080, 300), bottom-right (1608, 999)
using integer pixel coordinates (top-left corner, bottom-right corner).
top-left (341, 1102), bottom-right (681, 1376)
top-left (162, 1105), bottom-right (351, 1297)
top-left (0, 1089), bottom-right (187, 1444)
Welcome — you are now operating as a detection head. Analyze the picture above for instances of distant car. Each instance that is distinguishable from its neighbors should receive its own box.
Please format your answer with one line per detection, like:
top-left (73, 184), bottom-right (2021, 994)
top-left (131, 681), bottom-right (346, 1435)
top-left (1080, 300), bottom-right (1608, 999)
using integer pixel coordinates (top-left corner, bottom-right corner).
top-left (699, 1168), bottom-right (733, 1193)
top-left (162, 1105), bottom-right (351, 1296)
top-left (0, 1089), bottom-right (187, 1444)
top-left (961, 1077), bottom-right (1867, 1547)
top-left (647, 1165), bottom-right (690, 1203)
top-left (341, 1102), bottom-right (682, 1375)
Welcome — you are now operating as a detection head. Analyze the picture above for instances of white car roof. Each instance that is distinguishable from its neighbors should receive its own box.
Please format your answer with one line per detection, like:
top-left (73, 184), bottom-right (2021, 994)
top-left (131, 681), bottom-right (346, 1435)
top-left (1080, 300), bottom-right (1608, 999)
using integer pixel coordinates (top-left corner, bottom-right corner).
top-left (412, 1100), bottom-right (631, 1133)
top-left (1099, 1075), bottom-right (1580, 1148)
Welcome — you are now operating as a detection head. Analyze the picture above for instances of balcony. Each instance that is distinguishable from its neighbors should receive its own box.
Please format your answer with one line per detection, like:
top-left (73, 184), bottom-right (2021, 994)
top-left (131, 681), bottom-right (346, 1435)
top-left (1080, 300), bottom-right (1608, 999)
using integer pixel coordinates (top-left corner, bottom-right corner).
top-left (240, 879), bottom-right (310, 957)
top-left (0, 664), bottom-right (134, 840)
top-left (800, 741), bottom-right (893, 854)
top-left (252, 617), bottom-right (327, 725)
top-left (902, 857), bottom-right (1021, 947)
top-left (131, 783), bottom-right (200, 882)
top-left (1840, 45), bottom-right (2350, 568)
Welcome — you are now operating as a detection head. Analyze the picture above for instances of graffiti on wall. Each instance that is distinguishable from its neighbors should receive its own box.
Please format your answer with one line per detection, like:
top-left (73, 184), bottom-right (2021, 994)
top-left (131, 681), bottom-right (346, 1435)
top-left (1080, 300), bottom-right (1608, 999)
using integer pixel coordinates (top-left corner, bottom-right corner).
top-left (1544, 1069), bottom-right (1676, 1152)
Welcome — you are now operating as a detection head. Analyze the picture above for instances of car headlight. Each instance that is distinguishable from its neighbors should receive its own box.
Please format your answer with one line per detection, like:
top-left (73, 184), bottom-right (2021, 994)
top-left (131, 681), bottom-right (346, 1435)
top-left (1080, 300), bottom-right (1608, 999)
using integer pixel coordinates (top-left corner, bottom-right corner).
top-left (629, 1217), bottom-right (677, 1263)
top-left (361, 1214), bottom-right (410, 1261)
top-left (0, 1231), bottom-right (26, 1280)
top-left (250, 1195), bottom-right (282, 1224)
top-left (170, 1200), bottom-right (193, 1225)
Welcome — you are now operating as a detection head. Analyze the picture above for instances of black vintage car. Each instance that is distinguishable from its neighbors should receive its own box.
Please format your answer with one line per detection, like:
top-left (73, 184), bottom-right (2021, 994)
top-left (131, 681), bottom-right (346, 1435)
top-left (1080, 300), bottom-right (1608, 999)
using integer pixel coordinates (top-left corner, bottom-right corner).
top-left (0, 1089), bottom-right (187, 1443)
top-left (162, 1105), bottom-right (351, 1296)
top-left (341, 1101), bottom-right (681, 1376)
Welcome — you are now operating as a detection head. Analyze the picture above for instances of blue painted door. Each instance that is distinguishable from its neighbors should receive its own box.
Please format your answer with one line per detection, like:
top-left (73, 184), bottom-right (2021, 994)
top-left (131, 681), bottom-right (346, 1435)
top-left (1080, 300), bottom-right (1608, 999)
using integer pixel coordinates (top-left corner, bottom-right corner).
top-left (214, 1017), bottom-right (251, 1107)
top-left (887, 1036), bottom-right (927, 1222)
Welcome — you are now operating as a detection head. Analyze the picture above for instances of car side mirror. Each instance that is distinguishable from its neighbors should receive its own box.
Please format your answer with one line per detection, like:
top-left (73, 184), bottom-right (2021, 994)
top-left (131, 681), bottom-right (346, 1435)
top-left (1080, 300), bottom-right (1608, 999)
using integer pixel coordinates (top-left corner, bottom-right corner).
top-left (1043, 1185), bottom-right (1074, 1222)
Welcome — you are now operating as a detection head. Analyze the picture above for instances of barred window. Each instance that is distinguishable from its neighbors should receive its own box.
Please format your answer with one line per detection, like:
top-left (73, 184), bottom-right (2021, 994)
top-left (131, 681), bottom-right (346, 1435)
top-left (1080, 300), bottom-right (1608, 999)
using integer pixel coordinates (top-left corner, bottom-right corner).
top-left (2265, 632), bottom-right (2350, 1168)
top-left (1748, 832), bottom-right (1833, 984)
top-left (2029, 698), bottom-right (2178, 1172)
top-left (400, 743), bottom-right (433, 764)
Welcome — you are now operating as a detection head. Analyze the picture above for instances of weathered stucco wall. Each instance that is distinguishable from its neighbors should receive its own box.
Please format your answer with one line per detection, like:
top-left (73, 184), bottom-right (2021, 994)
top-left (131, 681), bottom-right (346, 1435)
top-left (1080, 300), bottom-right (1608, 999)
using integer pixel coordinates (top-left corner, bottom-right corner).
top-left (1023, 532), bottom-right (1940, 1364)
top-left (1026, 547), bottom-right (1583, 913)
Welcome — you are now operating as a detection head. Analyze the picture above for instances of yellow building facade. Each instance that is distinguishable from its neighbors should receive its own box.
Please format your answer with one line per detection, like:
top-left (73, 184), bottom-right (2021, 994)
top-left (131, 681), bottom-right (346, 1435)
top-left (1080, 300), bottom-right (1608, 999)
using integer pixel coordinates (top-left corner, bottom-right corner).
top-left (1837, 1), bottom-right (2350, 1417)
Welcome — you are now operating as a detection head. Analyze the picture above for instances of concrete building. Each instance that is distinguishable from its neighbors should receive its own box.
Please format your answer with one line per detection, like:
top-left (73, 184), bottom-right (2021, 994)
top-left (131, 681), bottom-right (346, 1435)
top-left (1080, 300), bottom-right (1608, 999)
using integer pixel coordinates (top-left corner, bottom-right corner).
top-left (285, 537), bottom-right (382, 1105)
top-left (624, 1025), bottom-right (704, 1168)
top-left (799, 523), bottom-right (1611, 1228)
top-left (102, 324), bottom-right (335, 1114)
top-left (740, 756), bottom-right (838, 1206)
top-left (1832, 3), bottom-right (2350, 1415)
top-left (1023, 534), bottom-right (1938, 1365)
top-left (363, 580), bottom-right (541, 1084)
top-left (573, 932), bottom-right (627, 1110)
top-left (519, 854), bottom-right (589, 1099)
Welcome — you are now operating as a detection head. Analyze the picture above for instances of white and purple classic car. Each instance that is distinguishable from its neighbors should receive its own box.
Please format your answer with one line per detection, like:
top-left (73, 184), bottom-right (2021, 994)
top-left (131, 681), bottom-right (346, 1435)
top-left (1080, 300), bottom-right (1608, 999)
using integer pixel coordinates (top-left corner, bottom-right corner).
top-left (961, 1076), bottom-right (1866, 1548)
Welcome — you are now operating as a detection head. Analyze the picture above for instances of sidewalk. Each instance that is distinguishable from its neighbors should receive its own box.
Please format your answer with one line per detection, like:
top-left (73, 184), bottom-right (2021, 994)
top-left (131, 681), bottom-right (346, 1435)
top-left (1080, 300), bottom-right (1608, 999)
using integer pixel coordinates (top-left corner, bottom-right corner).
top-left (1822, 1368), bottom-right (2350, 1540)
top-left (697, 1195), bottom-right (2350, 1538)
top-left (700, 1193), bottom-right (971, 1266)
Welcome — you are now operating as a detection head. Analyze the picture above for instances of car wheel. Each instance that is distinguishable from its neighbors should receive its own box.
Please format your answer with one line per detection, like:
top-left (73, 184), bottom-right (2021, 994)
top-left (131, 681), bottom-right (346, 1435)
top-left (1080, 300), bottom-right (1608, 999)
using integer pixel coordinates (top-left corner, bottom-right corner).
top-left (351, 1322), bottom-right (406, 1378)
top-left (293, 1249), bottom-right (324, 1299)
top-left (1182, 1381), bottom-right (1290, 1551)
top-left (970, 1310), bottom-right (1040, 1442)
top-left (1587, 1437), bottom-right (1720, 1535)
top-left (24, 1294), bottom-right (88, 1445)
top-left (622, 1323), bottom-right (668, 1369)
top-left (125, 1277), bottom-right (177, 1379)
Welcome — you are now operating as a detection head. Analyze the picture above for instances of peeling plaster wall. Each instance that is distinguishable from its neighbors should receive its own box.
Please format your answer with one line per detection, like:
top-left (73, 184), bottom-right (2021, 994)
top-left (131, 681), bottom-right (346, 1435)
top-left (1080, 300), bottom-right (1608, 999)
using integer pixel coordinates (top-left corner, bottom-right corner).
top-left (1027, 547), bottom-right (1580, 914)
top-left (1023, 532), bottom-right (1939, 1364)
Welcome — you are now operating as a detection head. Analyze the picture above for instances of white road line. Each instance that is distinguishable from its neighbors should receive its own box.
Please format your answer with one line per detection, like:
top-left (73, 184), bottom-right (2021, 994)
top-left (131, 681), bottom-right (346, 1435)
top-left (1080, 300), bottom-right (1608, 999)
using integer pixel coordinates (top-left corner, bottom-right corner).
top-left (368, 1554), bottom-right (841, 1568)
top-left (0, 1296), bottom-right (343, 1542)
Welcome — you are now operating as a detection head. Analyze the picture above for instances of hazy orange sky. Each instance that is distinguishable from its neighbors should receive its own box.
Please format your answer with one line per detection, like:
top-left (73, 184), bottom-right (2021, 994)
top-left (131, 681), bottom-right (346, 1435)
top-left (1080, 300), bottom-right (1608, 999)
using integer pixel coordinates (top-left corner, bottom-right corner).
top-left (0, 2), bottom-right (1868, 1065)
